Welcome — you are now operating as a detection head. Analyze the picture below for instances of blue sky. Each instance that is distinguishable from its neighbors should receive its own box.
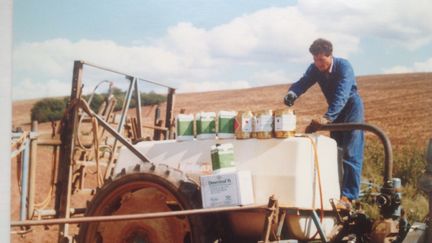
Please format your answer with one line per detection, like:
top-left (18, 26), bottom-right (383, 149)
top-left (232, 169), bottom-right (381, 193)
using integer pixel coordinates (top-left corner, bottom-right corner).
top-left (12, 0), bottom-right (432, 100)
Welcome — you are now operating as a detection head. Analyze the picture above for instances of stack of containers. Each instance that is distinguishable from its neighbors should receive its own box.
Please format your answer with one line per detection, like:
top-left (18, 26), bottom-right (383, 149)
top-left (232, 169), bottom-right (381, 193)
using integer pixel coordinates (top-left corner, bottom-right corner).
top-left (201, 143), bottom-right (254, 208)
top-left (176, 109), bottom-right (296, 141)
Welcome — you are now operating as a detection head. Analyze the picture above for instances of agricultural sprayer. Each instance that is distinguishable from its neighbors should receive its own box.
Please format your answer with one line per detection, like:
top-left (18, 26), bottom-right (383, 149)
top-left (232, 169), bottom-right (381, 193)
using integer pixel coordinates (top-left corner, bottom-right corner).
top-left (10, 60), bottom-right (432, 243)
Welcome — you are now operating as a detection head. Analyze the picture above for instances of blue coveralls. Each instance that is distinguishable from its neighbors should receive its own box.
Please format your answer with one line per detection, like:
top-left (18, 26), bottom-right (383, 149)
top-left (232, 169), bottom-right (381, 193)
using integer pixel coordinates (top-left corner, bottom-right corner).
top-left (289, 57), bottom-right (364, 200)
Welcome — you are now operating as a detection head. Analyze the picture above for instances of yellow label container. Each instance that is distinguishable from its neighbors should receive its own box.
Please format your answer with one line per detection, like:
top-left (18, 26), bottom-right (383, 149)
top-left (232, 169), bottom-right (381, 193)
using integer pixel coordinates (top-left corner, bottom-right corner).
top-left (254, 110), bottom-right (273, 139)
top-left (274, 109), bottom-right (296, 138)
top-left (234, 111), bottom-right (253, 139)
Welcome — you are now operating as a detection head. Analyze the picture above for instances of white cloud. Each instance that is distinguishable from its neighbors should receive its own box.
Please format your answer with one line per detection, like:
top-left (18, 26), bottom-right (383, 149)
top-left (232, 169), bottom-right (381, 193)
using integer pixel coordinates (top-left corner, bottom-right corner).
top-left (13, 78), bottom-right (71, 100)
top-left (13, 1), bottom-right (432, 99)
top-left (382, 66), bottom-right (413, 74)
top-left (178, 80), bottom-right (250, 93)
top-left (383, 57), bottom-right (432, 74)
top-left (251, 69), bottom-right (294, 85)
top-left (298, 0), bottom-right (432, 50)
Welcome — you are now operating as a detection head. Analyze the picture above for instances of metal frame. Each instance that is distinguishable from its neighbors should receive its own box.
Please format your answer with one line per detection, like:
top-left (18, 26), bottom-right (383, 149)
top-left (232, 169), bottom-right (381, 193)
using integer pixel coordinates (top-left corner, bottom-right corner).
top-left (52, 60), bottom-right (177, 242)
top-left (11, 204), bottom-right (267, 227)
top-left (14, 61), bottom-right (401, 243)
top-left (11, 60), bottom-right (178, 241)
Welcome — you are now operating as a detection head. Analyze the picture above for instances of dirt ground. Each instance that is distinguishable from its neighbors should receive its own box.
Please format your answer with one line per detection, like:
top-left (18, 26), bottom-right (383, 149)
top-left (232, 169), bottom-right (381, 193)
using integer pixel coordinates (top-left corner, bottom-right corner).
top-left (10, 72), bottom-right (432, 242)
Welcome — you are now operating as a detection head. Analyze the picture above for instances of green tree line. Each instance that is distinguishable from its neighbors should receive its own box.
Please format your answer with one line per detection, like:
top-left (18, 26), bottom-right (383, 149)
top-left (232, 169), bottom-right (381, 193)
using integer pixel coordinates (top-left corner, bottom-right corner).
top-left (31, 88), bottom-right (166, 123)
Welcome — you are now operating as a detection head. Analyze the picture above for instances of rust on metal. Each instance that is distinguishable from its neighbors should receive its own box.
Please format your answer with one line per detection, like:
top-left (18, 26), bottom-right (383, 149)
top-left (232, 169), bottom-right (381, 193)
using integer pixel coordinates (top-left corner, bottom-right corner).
top-left (261, 195), bottom-right (279, 243)
top-left (28, 121), bottom-right (38, 219)
top-left (165, 88), bottom-right (175, 139)
top-left (55, 60), bottom-right (84, 240)
top-left (11, 204), bottom-right (267, 227)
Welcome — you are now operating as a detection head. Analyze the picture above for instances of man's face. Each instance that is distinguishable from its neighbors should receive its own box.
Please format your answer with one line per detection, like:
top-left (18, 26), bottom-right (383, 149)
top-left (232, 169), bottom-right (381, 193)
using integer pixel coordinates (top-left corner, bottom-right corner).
top-left (313, 53), bottom-right (332, 73)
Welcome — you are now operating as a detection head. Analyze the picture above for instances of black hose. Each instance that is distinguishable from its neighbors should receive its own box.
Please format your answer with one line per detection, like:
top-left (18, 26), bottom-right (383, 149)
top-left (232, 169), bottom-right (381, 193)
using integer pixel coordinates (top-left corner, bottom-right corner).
top-left (311, 122), bottom-right (393, 186)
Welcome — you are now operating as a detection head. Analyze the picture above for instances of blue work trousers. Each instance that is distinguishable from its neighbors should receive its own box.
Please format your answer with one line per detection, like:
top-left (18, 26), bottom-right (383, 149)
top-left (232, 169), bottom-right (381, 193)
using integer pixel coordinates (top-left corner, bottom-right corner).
top-left (330, 94), bottom-right (364, 200)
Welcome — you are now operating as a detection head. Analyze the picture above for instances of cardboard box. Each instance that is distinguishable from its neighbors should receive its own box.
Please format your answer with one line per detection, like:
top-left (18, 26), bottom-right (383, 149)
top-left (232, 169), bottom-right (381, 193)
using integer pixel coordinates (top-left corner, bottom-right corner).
top-left (200, 171), bottom-right (254, 208)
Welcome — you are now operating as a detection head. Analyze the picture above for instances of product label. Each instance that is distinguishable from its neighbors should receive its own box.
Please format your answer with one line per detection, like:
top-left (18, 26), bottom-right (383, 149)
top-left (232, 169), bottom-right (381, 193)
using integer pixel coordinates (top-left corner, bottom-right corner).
top-left (177, 120), bottom-right (194, 136)
top-left (200, 171), bottom-right (253, 208)
top-left (197, 118), bottom-right (216, 134)
top-left (255, 115), bottom-right (273, 132)
top-left (207, 177), bottom-right (233, 194)
top-left (275, 114), bottom-right (296, 131)
top-left (241, 117), bottom-right (252, 132)
top-left (211, 144), bottom-right (235, 170)
top-left (202, 174), bottom-right (239, 207)
top-left (219, 116), bottom-right (235, 133)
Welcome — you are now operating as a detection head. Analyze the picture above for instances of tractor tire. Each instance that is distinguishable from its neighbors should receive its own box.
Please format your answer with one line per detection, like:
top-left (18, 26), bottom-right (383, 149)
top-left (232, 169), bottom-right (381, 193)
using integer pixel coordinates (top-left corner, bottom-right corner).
top-left (77, 163), bottom-right (216, 243)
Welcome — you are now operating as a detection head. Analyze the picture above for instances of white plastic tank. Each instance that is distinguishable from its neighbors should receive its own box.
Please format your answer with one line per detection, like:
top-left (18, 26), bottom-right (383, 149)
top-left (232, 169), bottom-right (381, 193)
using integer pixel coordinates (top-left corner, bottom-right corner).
top-left (115, 135), bottom-right (340, 239)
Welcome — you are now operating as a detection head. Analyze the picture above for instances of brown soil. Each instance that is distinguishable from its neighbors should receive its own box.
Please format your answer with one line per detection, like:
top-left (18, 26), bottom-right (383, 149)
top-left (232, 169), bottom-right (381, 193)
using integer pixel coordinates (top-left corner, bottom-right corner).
top-left (10, 72), bottom-right (432, 242)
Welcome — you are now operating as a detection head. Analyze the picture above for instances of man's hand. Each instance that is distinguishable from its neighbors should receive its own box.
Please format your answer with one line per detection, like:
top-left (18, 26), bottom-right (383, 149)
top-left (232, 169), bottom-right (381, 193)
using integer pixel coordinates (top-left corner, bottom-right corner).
top-left (305, 116), bottom-right (331, 133)
top-left (284, 91), bottom-right (297, 107)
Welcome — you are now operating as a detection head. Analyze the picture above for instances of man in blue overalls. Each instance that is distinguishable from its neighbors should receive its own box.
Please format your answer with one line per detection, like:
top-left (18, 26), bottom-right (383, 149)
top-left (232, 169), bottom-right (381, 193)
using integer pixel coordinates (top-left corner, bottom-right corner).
top-left (284, 38), bottom-right (364, 209)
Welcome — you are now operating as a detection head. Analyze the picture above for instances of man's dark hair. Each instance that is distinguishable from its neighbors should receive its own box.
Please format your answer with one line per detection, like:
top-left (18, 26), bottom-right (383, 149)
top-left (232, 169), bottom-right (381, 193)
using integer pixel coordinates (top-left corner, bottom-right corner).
top-left (309, 38), bottom-right (333, 56)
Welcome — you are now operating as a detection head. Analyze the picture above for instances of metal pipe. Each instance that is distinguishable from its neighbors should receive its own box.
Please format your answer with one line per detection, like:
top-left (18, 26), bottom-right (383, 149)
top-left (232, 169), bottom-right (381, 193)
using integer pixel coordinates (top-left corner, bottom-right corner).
top-left (34, 209), bottom-right (56, 218)
top-left (28, 121), bottom-right (38, 219)
top-left (11, 204), bottom-right (267, 227)
top-left (117, 76), bottom-right (136, 134)
top-left (311, 210), bottom-right (328, 243)
top-left (134, 80), bottom-right (142, 138)
top-left (165, 88), bottom-right (176, 139)
top-left (153, 106), bottom-right (161, 140)
top-left (262, 195), bottom-right (277, 243)
top-left (104, 77), bottom-right (137, 178)
top-left (81, 60), bottom-right (175, 89)
top-left (55, 60), bottom-right (83, 242)
top-left (87, 80), bottom-right (112, 105)
top-left (20, 139), bottom-right (30, 221)
top-left (97, 111), bottom-right (149, 163)
top-left (75, 98), bottom-right (150, 163)
top-left (312, 122), bottom-right (393, 185)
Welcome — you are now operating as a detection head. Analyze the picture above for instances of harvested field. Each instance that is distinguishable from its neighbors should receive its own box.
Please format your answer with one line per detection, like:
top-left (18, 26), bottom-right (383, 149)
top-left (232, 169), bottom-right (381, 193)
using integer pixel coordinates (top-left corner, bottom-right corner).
top-left (11, 72), bottom-right (432, 242)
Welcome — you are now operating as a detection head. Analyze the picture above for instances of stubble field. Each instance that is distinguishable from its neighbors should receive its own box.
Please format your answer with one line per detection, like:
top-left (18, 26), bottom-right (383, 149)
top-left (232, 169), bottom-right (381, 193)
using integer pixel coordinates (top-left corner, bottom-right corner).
top-left (11, 72), bottom-right (432, 242)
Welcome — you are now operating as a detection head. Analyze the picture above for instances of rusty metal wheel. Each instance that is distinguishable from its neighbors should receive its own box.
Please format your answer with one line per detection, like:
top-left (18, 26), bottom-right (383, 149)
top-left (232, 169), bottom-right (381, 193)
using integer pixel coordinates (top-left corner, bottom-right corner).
top-left (78, 163), bottom-right (214, 243)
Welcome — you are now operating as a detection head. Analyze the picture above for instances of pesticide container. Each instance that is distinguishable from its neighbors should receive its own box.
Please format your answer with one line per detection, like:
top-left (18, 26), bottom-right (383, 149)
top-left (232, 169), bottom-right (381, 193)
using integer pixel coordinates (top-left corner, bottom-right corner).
top-left (234, 111), bottom-right (253, 139)
top-left (274, 109), bottom-right (296, 138)
top-left (176, 114), bottom-right (194, 141)
top-left (211, 143), bottom-right (236, 174)
top-left (218, 111), bottom-right (237, 139)
top-left (196, 112), bottom-right (216, 140)
top-left (254, 110), bottom-right (273, 139)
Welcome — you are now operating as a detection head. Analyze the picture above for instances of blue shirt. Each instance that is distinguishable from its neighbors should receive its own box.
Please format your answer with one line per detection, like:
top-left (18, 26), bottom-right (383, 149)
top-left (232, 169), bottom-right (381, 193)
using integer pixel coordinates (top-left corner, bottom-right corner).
top-left (289, 57), bottom-right (360, 122)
